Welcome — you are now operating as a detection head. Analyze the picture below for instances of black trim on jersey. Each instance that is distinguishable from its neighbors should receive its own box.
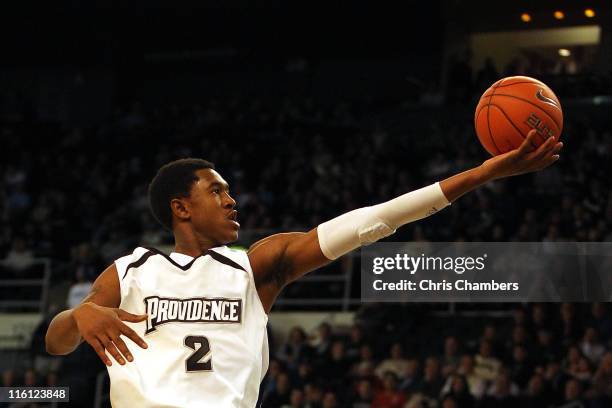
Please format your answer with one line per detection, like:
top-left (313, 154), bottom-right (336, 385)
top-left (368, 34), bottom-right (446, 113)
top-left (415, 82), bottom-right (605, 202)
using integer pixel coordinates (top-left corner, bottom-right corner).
top-left (143, 246), bottom-right (203, 271)
top-left (206, 249), bottom-right (247, 273)
top-left (140, 246), bottom-right (247, 273)
top-left (122, 251), bottom-right (155, 280)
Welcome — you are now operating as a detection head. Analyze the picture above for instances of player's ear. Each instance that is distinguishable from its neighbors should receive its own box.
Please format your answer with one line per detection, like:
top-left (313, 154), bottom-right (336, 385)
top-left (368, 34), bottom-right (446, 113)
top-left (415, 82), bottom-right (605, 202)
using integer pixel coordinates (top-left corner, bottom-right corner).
top-left (170, 198), bottom-right (190, 221)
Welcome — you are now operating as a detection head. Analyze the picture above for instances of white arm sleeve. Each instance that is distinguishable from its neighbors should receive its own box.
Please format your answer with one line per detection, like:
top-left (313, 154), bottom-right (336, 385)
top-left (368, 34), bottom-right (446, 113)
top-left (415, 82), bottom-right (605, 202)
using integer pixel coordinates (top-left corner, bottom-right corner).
top-left (316, 182), bottom-right (450, 260)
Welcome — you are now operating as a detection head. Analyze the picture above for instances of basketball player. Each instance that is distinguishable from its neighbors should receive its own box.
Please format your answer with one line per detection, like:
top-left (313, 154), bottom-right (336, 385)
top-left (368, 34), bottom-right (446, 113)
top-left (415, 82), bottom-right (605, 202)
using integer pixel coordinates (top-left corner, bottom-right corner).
top-left (45, 130), bottom-right (562, 407)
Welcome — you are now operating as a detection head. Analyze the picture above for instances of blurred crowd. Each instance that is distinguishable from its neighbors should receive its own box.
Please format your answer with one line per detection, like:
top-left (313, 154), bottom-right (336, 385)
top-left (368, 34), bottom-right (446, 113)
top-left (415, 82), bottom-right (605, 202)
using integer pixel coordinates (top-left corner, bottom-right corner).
top-left (1, 92), bottom-right (611, 272)
top-left (262, 303), bottom-right (612, 408)
top-left (2, 302), bottom-right (610, 408)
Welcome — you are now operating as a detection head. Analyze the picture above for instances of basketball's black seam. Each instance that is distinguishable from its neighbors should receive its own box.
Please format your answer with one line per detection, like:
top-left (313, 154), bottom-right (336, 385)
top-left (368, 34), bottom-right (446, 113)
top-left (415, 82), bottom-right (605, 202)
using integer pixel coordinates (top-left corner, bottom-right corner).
top-left (475, 98), bottom-right (491, 118)
top-left (490, 93), bottom-right (562, 132)
top-left (494, 80), bottom-right (547, 89)
top-left (486, 86), bottom-right (503, 155)
top-left (484, 80), bottom-right (552, 98)
top-left (488, 104), bottom-right (539, 150)
top-left (122, 251), bottom-right (155, 280)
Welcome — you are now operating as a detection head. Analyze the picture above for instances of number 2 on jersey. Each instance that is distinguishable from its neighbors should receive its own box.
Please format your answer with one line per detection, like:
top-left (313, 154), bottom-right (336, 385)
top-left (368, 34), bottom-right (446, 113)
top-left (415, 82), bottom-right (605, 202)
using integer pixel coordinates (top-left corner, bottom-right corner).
top-left (184, 335), bottom-right (213, 372)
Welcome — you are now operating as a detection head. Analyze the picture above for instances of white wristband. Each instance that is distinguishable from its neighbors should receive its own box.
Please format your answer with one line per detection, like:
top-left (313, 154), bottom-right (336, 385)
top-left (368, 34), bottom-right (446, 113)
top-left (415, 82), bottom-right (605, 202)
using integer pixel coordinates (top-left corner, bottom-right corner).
top-left (371, 182), bottom-right (450, 229)
top-left (317, 182), bottom-right (450, 260)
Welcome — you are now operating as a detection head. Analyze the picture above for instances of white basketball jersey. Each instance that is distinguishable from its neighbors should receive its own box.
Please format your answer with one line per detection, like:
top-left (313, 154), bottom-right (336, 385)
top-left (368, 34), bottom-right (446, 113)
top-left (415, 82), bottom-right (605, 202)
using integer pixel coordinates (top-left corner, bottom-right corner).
top-left (109, 246), bottom-right (269, 408)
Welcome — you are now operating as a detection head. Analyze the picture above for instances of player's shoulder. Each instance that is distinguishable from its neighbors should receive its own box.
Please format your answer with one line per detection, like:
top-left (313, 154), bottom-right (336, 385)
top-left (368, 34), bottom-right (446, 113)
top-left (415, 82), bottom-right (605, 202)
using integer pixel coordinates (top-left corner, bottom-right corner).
top-left (212, 245), bottom-right (246, 256)
top-left (210, 245), bottom-right (251, 271)
top-left (113, 247), bottom-right (154, 279)
top-left (115, 246), bottom-right (151, 265)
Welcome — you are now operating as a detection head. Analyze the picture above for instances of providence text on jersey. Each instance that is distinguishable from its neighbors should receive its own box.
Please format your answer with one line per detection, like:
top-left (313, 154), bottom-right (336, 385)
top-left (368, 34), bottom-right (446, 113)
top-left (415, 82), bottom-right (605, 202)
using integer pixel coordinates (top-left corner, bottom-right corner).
top-left (144, 296), bottom-right (242, 333)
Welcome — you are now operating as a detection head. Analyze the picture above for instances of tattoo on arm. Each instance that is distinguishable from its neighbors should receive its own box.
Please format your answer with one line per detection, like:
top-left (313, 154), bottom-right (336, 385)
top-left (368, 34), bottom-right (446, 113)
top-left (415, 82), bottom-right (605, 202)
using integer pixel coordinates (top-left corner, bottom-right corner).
top-left (255, 244), bottom-right (293, 290)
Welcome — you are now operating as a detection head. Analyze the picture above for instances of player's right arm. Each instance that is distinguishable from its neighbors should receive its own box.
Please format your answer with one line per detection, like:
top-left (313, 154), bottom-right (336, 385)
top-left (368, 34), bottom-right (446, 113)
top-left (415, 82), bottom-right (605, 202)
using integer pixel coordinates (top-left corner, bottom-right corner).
top-left (45, 264), bottom-right (148, 366)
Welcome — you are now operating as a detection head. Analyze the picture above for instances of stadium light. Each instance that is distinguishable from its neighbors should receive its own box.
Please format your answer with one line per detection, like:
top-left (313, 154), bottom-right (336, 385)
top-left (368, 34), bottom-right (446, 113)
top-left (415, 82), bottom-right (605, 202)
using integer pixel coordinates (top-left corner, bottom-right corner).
top-left (584, 9), bottom-right (595, 18)
top-left (554, 10), bottom-right (565, 20)
top-left (520, 13), bottom-right (531, 23)
top-left (558, 48), bottom-right (571, 57)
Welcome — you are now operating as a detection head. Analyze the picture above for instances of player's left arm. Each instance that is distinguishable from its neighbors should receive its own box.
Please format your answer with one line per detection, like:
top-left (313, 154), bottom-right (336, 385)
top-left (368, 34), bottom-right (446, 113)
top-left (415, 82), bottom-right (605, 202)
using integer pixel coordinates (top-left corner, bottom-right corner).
top-left (249, 130), bottom-right (562, 312)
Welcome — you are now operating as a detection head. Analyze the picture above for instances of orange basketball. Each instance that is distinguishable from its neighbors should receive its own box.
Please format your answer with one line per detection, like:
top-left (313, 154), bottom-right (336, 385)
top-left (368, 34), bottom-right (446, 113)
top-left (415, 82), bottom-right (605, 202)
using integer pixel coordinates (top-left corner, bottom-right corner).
top-left (474, 76), bottom-right (563, 156)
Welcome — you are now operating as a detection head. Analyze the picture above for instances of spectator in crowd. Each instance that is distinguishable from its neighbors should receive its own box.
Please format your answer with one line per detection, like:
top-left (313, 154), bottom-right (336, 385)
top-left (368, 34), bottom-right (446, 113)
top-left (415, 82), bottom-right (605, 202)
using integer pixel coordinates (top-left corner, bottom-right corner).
top-left (544, 360), bottom-right (564, 396)
top-left (373, 371), bottom-right (406, 408)
top-left (520, 374), bottom-right (550, 408)
top-left (351, 344), bottom-right (377, 379)
top-left (416, 357), bottom-right (444, 400)
top-left (456, 354), bottom-right (486, 399)
top-left (312, 323), bottom-right (333, 360)
top-left (2, 237), bottom-right (35, 273)
top-left (441, 374), bottom-right (475, 408)
top-left (572, 356), bottom-right (594, 383)
top-left (579, 327), bottom-right (606, 365)
top-left (262, 359), bottom-right (283, 400)
top-left (510, 344), bottom-right (533, 389)
top-left (345, 325), bottom-right (365, 363)
top-left (480, 325), bottom-right (503, 358)
top-left (317, 341), bottom-right (351, 391)
top-left (557, 378), bottom-right (586, 408)
top-left (375, 343), bottom-right (410, 380)
top-left (292, 362), bottom-right (314, 390)
top-left (278, 326), bottom-right (312, 370)
top-left (507, 325), bottom-right (531, 358)
top-left (265, 372), bottom-right (292, 408)
top-left (350, 379), bottom-right (374, 408)
top-left (441, 394), bottom-right (459, 408)
top-left (441, 335), bottom-right (461, 376)
top-left (559, 303), bottom-right (583, 346)
top-left (65, 242), bottom-right (102, 282)
top-left (2, 369), bottom-right (15, 387)
top-left (303, 383), bottom-right (323, 408)
top-left (534, 329), bottom-right (561, 366)
top-left (29, 306), bottom-right (62, 377)
top-left (589, 303), bottom-right (612, 343)
top-left (513, 308), bottom-right (528, 327)
top-left (321, 392), bottom-right (338, 408)
top-left (66, 269), bottom-right (93, 309)
top-left (531, 304), bottom-right (551, 333)
top-left (398, 358), bottom-right (420, 394)
top-left (474, 340), bottom-right (501, 382)
top-left (281, 389), bottom-right (304, 408)
top-left (563, 345), bottom-right (583, 374)
top-left (481, 371), bottom-right (519, 408)
top-left (591, 352), bottom-right (612, 403)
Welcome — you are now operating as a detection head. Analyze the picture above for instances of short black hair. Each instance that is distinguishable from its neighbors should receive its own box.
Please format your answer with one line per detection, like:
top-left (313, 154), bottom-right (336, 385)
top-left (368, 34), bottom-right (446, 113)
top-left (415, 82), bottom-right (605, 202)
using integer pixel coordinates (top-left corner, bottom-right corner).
top-left (148, 158), bottom-right (215, 231)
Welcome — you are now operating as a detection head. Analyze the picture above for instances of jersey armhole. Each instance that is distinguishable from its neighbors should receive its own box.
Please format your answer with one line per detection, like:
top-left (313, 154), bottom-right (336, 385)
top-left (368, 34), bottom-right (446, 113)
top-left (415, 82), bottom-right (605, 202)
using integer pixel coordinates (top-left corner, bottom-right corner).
top-left (113, 247), bottom-right (150, 299)
top-left (239, 251), bottom-right (269, 318)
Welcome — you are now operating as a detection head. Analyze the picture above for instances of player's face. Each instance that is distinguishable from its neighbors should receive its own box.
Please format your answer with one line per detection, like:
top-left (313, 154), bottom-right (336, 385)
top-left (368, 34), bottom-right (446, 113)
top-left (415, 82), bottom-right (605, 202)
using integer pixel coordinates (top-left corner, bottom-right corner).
top-left (187, 169), bottom-right (239, 245)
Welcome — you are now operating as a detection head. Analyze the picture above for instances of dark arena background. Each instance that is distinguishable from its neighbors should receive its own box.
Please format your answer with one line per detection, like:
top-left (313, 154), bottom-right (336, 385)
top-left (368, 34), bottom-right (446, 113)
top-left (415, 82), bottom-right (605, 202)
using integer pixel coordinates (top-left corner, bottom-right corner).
top-left (1, 1), bottom-right (612, 407)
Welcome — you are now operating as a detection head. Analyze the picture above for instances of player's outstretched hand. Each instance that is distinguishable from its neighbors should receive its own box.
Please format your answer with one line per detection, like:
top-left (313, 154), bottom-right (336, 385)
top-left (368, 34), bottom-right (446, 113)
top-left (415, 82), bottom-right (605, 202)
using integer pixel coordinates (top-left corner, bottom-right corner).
top-left (480, 129), bottom-right (563, 180)
top-left (72, 302), bottom-right (148, 366)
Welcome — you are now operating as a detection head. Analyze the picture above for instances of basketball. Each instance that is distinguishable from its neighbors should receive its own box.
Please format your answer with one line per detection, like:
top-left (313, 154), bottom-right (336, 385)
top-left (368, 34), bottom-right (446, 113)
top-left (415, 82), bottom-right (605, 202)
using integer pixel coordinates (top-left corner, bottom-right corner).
top-left (474, 76), bottom-right (563, 156)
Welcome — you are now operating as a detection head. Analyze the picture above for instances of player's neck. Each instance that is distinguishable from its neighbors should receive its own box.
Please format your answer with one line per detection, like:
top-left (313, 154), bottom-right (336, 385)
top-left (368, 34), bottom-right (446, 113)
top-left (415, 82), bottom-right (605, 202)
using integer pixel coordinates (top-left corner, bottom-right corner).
top-left (173, 229), bottom-right (217, 257)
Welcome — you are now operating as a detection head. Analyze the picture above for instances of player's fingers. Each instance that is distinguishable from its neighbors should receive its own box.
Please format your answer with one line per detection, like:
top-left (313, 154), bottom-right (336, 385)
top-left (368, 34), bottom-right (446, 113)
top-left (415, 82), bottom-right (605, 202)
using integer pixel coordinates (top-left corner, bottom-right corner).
top-left (102, 335), bottom-right (126, 365)
top-left (116, 309), bottom-right (148, 323)
top-left (89, 338), bottom-right (112, 367)
top-left (552, 141), bottom-right (564, 154)
top-left (535, 154), bottom-right (560, 170)
top-left (531, 136), bottom-right (556, 160)
top-left (117, 321), bottom-right (148, 349)
top-left (111, 334), bottom-right (134, 362)
top-left (518, 130), bottom-right (538, 155)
